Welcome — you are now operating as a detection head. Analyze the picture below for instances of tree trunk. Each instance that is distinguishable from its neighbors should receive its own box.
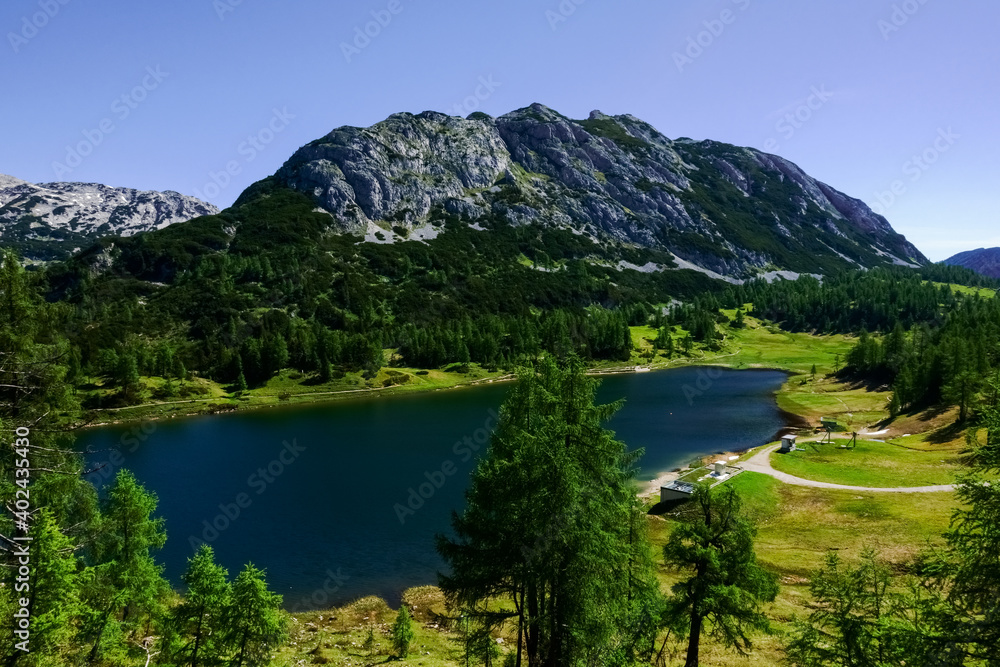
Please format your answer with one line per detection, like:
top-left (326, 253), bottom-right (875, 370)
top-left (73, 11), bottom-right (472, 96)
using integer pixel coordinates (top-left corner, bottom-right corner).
top-left (191, 604), bottom-right (205, 667)
top-left (684, 612), bottom-right (703, 667)
top-left (88, 606), bottom-right (115, 664)
top-left (527, 581), bottom-right (539, 665)
top-left (546, 579), bottom-right (558, 667)
top-left (516, 587), bottom-right (525, 667)
top-left (236, 631), bottom-right (248, 667)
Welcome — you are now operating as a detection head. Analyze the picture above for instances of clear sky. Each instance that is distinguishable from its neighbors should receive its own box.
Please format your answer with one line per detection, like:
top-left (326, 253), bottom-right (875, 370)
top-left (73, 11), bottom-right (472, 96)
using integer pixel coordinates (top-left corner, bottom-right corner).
top-left (2, 0), bottom-right (996, 261)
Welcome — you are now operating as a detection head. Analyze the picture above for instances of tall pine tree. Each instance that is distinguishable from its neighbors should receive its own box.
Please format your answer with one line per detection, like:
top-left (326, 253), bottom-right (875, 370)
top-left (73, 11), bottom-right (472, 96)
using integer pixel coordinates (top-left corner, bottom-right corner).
top-left (438, 356), bottom-right (662, 666)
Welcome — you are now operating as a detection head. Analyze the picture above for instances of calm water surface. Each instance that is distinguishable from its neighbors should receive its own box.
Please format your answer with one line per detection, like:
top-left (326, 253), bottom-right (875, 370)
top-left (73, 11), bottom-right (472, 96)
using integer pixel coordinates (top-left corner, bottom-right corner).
top-left (77, 367), bottom-right (788, 609)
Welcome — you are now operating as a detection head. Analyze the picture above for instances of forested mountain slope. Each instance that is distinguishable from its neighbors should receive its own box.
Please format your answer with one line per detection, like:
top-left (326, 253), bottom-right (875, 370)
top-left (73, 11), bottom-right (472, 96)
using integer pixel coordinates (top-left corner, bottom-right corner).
top-left (37, 103), bottom-right (932, 396)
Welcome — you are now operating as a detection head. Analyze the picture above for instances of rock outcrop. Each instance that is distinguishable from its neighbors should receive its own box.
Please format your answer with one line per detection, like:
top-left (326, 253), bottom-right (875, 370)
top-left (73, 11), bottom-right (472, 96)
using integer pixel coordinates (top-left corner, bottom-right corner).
top-left (269, 103), bottom-right (926, 278)
top-left (0, 175), bottom-right (218, 261)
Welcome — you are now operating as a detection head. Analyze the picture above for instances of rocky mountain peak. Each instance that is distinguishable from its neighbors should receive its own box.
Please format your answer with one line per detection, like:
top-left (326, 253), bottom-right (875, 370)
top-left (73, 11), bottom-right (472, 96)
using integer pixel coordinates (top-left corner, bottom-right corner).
top-left (265, 104), bottom-right (925, 278)
top-left (0, 175), bottom-right (219, 261)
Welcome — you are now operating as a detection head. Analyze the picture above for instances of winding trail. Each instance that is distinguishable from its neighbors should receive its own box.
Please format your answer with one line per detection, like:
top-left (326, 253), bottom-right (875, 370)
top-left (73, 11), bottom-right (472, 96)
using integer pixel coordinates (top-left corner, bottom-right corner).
top-left (741, 445), bottom-right (955, 493)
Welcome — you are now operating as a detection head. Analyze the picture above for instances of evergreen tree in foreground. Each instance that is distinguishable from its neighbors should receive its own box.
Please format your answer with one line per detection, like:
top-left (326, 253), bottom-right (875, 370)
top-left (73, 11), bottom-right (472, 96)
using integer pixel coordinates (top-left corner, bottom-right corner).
top-left (169, 545), bottom-right (232, 667)
top-left (930, 395), bottom-right (1000, 662)
top-left (222, 563), bottom-right (287, 667)
top-left (785, 550), bottom-right (928, 666)
top-left (438, 356), bottom-right (663, 666)
top-left (84, 469), bottom-right (170, 664)
top-left (662, 485), bottom-right (779, 667)
top-left (8, 509), bottom-right (82, 663)
top-left (391, 605), bottom-right (415, 659)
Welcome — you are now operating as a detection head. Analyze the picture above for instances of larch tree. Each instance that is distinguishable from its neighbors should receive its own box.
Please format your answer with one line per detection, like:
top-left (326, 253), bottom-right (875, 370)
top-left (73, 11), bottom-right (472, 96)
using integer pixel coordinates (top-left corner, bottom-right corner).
top-left (171, 545), bottom-right (232, 667)
top-left (438, 356), bottom-right (663, 667)
top-left (0, 249), bottom-right (94, 665)
top-left (662, 485), bottom-right (779, 667)
top-left (785, 550), bottom-right (927, 667)
top-left (84, 470), bottom-right (169, 663)
top-left (222, 563), bottom-right (287, 667)
top-left (391, 605), bottom-right (415, 659)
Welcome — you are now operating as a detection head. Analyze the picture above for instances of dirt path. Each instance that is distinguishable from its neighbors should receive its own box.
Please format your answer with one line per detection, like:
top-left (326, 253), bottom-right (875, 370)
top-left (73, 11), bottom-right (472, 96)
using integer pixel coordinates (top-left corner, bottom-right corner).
top-left (740, 445), bottom-right (955, 493)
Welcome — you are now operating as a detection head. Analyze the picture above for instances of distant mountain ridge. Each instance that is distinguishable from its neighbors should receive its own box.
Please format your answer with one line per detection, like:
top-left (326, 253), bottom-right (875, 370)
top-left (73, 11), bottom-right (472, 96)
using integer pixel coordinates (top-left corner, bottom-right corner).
top-left (260, 103), bottom-right (926, 278)
top-left (0, 174), bottom-right (218, 261)
top-left (943, 247), bottom-right (1000, 279)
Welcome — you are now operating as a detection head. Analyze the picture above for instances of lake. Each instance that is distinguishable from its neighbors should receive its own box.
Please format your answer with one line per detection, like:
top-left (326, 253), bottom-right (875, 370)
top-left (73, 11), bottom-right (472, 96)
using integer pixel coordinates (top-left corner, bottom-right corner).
top-left (76, 367), bottom-right (790, 611)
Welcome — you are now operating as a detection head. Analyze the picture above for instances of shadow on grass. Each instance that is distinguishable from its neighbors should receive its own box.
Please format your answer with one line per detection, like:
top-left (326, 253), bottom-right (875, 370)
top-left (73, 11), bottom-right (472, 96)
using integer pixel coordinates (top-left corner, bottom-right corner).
top-left (647, 498), bottom-right (690, 516)
top-left (835, 368), bottom-right (892, 393)
top-left (926, 420), bottom-right (965, 445)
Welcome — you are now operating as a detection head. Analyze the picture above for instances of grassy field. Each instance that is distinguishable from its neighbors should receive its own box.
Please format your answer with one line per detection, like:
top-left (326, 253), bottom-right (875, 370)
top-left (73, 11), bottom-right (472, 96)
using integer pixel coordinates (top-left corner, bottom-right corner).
top-left (274, 468), bottom-right (959, 667)
top-left (714, 314), bottom-right (855, 376)
top-left (76, 363), bottom-right (511, 427)
top-left (769, 438), bottom-right (962, 487)
top-left (931, 281), bottom-right (996, 298)
top-left (275, 588), bottom-right (463, 666)
top-left (648, 470), bottom-right (956, 666)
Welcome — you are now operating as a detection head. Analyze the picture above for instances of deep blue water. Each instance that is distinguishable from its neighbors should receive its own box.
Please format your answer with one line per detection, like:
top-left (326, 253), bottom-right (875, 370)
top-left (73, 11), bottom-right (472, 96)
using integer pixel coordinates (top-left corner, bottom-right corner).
top-left (75, 367), bottom-right (788, 610)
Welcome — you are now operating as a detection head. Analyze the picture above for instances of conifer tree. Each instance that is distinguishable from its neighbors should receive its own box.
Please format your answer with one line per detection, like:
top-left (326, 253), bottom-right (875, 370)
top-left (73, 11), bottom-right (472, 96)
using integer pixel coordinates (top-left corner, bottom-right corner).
top-left (785, 550), bottom-right (925, 666)
top-left (222, 564), bottom-right (287, 667)
top-left (1, 509), bottom-right (82, 662)
top-left (663, 485), bottom-right (779, 667)
top-left (391, 605), bottom-right (415, 658)
top-left (172, 545), bottom-right (232, 667)
top-left (438, 356), bottom-right (662, 666)
top-left (84, 470), bottom-right (169, 663)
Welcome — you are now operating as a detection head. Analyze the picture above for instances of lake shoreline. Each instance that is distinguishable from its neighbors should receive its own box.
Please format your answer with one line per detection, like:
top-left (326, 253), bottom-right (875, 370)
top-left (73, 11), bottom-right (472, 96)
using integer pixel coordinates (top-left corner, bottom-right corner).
top-left (74, 359), bottom-right (799, 430)
top-left (73, 362), bottom-right (804, 502)
top-left (78, 365), bottom-right (795, 612)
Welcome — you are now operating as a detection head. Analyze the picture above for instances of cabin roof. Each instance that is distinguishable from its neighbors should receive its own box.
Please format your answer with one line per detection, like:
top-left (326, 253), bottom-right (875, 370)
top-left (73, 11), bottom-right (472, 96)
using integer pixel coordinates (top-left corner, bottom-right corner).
top-left (663, 480), bottom-right (696, 494)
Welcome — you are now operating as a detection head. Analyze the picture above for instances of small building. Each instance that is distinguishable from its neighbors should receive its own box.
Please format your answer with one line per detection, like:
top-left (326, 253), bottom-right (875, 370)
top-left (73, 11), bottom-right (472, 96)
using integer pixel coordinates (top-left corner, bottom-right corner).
top-left (779, 434), bottom-right (797, 452)
top-left (660, 480), bottom-right (696, 503)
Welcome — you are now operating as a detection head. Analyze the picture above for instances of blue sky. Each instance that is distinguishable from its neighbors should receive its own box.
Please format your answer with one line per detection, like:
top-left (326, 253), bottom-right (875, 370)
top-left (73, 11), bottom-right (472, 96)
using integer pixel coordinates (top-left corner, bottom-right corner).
top-left (2, 0), bottom-right (996, 261)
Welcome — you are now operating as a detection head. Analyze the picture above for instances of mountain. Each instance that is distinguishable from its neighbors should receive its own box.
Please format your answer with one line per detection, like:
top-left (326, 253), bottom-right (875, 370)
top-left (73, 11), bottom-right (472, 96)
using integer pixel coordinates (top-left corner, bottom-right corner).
top-left (943, 247), bottom-right (1000, 279)
top-left (44, 104), bottom-right (940, 393)
top-left (264, 103), bottom-right (925, 278)
top-left (0, 174), bottom-right (218, 261)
